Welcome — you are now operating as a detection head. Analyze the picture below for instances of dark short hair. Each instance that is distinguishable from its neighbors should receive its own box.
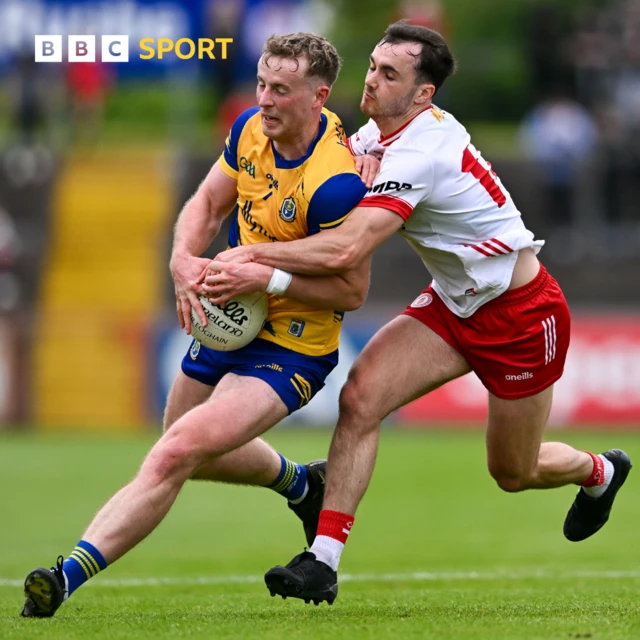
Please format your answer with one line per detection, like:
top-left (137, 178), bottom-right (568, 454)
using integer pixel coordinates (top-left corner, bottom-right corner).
top-left (263, 33), bottom-right (342, 87)
top-left (380, 22), bottom-right (457, 92)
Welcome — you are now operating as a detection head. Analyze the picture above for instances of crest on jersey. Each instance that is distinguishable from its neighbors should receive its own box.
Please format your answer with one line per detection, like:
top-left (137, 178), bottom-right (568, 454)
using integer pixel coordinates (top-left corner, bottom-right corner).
top-left (411, 293), bottom-right (433, 308)
top-left (280, 197), bottom-right (297, 223)
top-left (431, 106), bottom-right (445, 123)
top-left (190, 340), bottom-right (201, 360)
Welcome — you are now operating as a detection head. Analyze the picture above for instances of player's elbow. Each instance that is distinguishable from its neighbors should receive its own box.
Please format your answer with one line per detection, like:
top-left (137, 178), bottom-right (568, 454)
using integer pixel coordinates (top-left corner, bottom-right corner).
top-left (330, 243), bottom-right (360, 273)
top-left (341, 287), bottom-right (367, 312)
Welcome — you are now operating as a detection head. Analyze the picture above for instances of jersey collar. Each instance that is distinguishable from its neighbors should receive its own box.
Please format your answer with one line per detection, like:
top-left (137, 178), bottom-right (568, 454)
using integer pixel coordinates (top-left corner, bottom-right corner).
top-left (378, 105), bottom-right (433, 147)
top-left (271, 113), bottom-right (328, 169)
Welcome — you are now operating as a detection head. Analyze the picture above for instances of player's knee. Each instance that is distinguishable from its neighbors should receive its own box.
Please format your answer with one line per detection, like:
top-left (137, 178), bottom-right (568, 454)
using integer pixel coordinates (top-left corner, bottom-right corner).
top-left (339, 373), bottom-right (376, 425)
top-left (495, 475), bottom-right (527, 493)
top-left (144, 435), bottom-right (197, 484)
top-left (489, 465), bottom-right (529, 493)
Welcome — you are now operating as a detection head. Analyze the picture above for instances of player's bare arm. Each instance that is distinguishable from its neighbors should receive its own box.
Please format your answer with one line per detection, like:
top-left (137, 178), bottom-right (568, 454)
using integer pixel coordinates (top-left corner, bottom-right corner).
top-left (215, 205), bottom-right (403, 275)
top-left (201, 255), bottom-right (371, 310)
top-left (170, 162), bottom-right (238, 333)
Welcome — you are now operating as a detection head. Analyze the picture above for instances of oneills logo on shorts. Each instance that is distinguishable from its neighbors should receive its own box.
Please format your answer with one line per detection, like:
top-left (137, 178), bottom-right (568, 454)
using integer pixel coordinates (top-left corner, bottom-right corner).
top-left (411, 293), bottom-right (433, 308)
top-left (505, 372), bottom-right (533, 381)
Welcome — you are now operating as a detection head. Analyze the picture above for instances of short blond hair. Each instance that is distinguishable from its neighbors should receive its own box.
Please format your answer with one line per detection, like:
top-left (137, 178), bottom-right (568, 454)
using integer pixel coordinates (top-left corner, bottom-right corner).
top-left (263, 33), bottom-right (342, 87)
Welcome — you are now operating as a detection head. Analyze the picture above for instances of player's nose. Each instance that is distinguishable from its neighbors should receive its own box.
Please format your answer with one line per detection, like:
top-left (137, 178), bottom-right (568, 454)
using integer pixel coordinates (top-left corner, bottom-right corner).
top-left (258, 88), bottom-right (274, 106)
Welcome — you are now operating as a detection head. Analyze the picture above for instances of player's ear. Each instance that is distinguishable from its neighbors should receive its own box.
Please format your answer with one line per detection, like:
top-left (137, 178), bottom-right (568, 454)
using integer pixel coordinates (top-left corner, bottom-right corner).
top-left (315, 84), bottom-right (331, 108)
top-left (415, 82), bottom-right (435, 105)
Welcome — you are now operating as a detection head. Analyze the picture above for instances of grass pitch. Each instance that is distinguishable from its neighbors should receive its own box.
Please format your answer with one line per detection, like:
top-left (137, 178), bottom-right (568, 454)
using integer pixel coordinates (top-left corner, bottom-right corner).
top-left (0, 428), bottom-right (639, 639)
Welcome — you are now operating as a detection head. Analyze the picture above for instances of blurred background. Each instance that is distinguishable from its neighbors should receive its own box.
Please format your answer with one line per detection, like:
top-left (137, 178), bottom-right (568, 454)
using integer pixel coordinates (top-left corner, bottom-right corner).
top-left (0, 0), bottom-right (638, 431)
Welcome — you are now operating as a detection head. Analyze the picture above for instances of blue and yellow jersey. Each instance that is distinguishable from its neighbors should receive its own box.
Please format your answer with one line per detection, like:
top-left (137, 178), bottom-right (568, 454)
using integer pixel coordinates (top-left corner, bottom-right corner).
top-left (218, 106), bottom-right (367, 357)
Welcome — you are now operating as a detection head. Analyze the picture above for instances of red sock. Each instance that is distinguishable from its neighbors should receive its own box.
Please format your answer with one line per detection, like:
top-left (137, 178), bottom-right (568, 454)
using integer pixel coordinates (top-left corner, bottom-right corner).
top-left (316, 509), bottom-right (354, 544)
top-left (581, 451), bottom-right (605, 487)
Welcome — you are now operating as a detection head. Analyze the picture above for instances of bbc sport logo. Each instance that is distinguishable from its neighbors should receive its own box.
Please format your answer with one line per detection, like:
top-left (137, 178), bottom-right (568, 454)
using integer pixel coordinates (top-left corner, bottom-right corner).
top-left (34, 35), bottom-right (233, 63)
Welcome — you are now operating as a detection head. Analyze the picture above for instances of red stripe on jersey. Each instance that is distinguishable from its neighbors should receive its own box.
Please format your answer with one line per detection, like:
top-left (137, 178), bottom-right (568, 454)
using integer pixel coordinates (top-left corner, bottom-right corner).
top-left (481, 241), bottom-right (506, 255)
top-left (469, 244), bottom-right (494, 257)
top-left (359, 194), bottom-right (413, 220)
top-left (345, 137), bottom-right (354, 155)
top-left (378, 106), bottom-right (433, 144)
top-left (461, 147), bottom-right (507, 207)
top-left (490, 237), bottom-right (514, 253)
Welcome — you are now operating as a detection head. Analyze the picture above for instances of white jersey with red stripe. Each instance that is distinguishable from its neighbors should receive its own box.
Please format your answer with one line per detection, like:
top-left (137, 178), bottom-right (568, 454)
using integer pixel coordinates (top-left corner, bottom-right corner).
top-left (347, 105), bottom-right (544, 318)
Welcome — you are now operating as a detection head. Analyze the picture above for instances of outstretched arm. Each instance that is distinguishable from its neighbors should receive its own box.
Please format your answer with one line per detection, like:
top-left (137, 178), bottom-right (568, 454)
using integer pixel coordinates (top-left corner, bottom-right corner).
top-left (201, 256), bottom-right (371, 311)
top-left (216, 205), bottom-right (403, 276)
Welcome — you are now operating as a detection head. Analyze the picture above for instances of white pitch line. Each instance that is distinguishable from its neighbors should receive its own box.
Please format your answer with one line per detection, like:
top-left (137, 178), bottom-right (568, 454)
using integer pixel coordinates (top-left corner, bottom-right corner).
top-left (2, 569), bottom-right (640, 589)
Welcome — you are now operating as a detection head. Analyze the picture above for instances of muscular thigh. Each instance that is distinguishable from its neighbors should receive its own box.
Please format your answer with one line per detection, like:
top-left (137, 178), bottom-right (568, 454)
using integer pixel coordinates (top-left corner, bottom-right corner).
top-left (164, 370), bottom-right (214, 432)
top-left (348, 315), bottom-right (471, 419)
top-left (164, 373), bottom-right (289, 459)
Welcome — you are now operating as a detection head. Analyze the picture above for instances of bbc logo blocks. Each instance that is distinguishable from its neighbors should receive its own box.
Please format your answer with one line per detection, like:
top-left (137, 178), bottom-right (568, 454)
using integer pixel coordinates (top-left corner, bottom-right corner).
top-left (35, 36), bottom-right (129, 62)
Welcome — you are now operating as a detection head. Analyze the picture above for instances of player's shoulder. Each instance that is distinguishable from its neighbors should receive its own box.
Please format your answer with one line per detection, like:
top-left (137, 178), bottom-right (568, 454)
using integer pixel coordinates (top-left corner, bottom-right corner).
top-left (304, 108), bottom-right (359, 190)
top-left (395, 105), bottom-right (469, 157)
top-left (232, 106), bottom-right (262, 138)
top-left (318, 108), bottom-right (353, 157)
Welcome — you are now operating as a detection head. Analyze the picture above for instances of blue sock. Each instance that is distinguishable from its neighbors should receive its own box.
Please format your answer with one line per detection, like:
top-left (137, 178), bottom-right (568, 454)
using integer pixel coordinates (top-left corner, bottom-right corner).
top-left (267, 454), bottom-right (308, 502)
top-left (62, 540), bottom-right (108, 598)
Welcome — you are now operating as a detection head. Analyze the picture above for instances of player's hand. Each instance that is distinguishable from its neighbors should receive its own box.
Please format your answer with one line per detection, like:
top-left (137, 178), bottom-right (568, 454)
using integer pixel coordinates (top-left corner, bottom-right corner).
top-left (214, 245), bottom-right (256, 264)
top-left (200, 260), bottom-right (273, 305)
top-left (169, 254), bottom-right (210, 334)
top-left (355, 154), bottom-right (381, 189)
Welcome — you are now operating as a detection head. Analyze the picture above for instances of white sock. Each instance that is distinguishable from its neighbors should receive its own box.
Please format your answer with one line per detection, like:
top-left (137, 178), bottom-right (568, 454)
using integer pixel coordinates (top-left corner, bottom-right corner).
top-left (310, 535), bottom-right (344, 572)
top-left (582, 455), bottom-right (615, 498)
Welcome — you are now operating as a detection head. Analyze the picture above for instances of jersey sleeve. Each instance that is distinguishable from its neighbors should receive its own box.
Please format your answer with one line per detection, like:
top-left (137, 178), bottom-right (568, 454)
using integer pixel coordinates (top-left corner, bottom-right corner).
top-left (218, 106), bottom-right (260, 179)
top-left (346, 119), bottom-right (380, 156)
top-left (358, 146), bottom-right (433, 221)
top-left (306, 173), bottom-right (368, 235)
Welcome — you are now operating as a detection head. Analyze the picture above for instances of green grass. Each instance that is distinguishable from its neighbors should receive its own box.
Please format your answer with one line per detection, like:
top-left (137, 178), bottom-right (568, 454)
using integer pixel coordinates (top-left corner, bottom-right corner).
top-left (1, 429), bottom-right (639, 639)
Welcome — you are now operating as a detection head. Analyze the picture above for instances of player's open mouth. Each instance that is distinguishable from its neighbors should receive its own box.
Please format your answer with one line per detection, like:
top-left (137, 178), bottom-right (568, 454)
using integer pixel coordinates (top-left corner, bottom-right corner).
top-left (262, 115), bottom-right (279, 124)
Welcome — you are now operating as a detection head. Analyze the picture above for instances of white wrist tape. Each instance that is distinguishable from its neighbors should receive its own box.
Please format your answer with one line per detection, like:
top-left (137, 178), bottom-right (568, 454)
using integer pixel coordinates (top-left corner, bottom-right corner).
top-left (266, 268), bottom-right (293, 295)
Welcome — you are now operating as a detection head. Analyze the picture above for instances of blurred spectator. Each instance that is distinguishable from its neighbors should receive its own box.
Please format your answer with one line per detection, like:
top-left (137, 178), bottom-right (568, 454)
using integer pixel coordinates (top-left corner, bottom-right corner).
top-left (10, 53), bottom-right (45, 145)
top-left (5, 49), bottom-right (59, 147)
top-left (526, 2), bottom-right (573, 102)
top-left (570, 5), bottom-right (620, 111)
top-left (394, 0), bottom-right (448, 36)
top-left (519, 90), bottom-right (599, 226)
top-left (0, 205), bottom-right (21, 312)
top-left (66, 60), bottom-right (111, 146)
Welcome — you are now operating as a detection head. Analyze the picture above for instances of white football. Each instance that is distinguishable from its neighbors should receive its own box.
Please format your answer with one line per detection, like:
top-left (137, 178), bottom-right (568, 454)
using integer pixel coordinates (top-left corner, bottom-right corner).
top-left (190, 292), bottom-right (268, 352)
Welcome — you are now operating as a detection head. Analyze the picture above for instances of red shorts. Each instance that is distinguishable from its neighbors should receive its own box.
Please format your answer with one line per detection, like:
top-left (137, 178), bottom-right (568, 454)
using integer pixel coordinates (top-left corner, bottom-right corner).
top-left (402, 265), bottom-right (570, 399)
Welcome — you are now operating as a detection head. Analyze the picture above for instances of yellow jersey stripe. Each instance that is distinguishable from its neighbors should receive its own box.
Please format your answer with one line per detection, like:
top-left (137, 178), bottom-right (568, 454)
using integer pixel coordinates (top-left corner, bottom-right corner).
top-left (74, 547), bottom-right (100, 575)
top-left (319, 211), bottom-right (352, 229)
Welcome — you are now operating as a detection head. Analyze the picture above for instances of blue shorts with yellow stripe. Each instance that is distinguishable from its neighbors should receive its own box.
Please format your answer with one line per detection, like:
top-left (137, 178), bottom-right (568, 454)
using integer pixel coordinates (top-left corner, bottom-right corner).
top-left (181, 338), bottom-right (338, 414)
